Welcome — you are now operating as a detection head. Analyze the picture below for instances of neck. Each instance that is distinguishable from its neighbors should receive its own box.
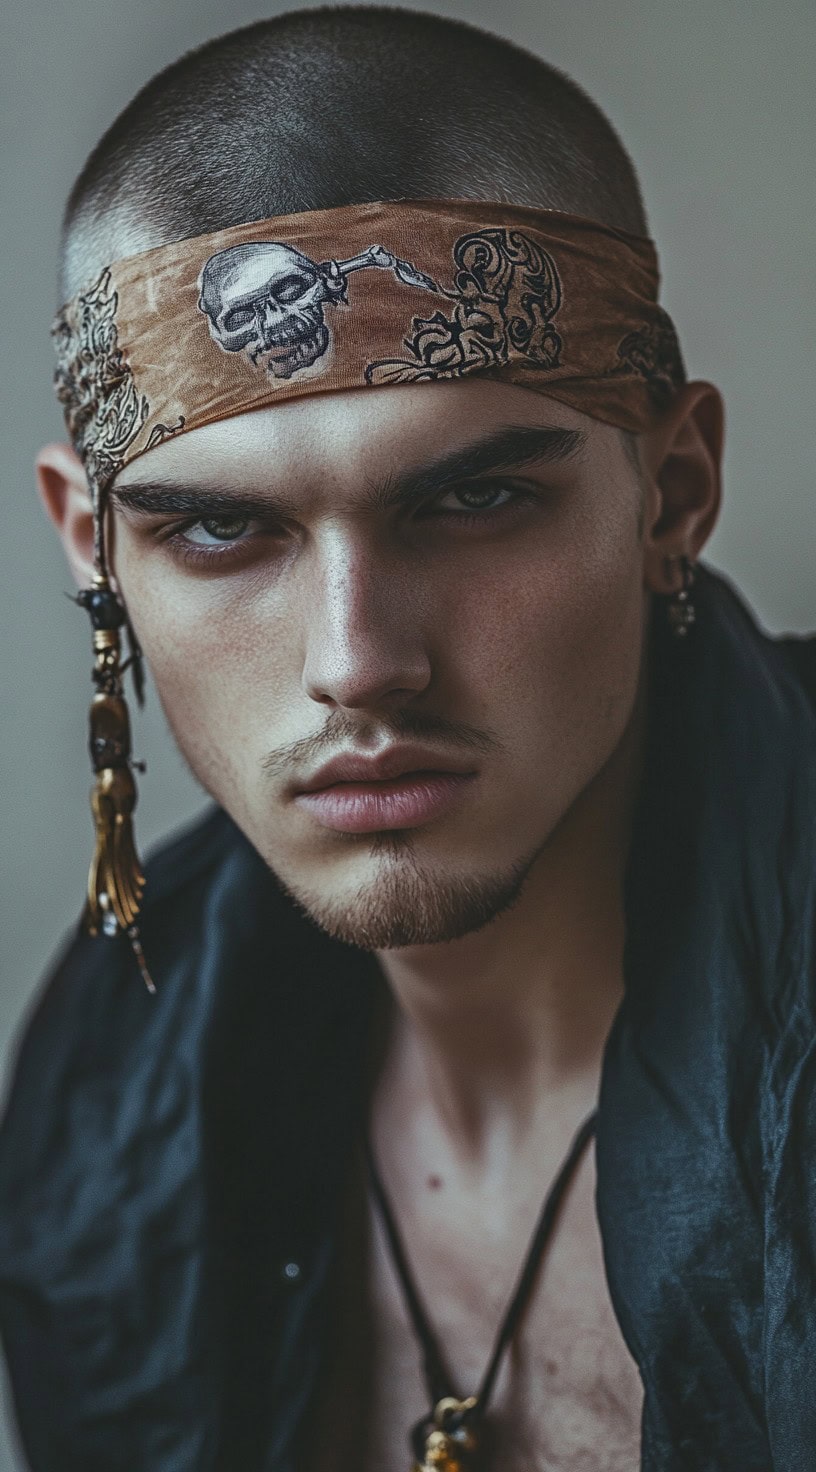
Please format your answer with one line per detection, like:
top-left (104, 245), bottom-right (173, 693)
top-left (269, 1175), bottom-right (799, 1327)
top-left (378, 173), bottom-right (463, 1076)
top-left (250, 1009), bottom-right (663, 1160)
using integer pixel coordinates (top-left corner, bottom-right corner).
top-left (373, 687), bottom-right (646, 1160)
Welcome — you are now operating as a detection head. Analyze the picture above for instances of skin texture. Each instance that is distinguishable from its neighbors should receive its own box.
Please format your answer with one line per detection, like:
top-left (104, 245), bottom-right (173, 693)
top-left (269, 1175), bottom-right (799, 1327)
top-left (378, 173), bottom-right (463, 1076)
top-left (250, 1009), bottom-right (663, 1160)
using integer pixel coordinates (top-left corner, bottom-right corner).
top-left (38, 378), bottom-right (720, 951)
top-left (38, 373), bottom-right (723, 1467)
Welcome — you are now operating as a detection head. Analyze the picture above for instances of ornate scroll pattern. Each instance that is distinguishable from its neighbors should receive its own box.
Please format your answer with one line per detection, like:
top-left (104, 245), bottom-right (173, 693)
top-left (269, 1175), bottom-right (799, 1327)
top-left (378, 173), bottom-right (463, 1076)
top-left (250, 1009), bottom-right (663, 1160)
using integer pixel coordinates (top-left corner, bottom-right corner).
top-left (366, 228), bottom-right (563, 385)
top-left (615, 308), bottom-right (686, 409)
top-left (145, 416), bottom-right (186, 451)
top-left (52, 269), bottom-right (150, 492)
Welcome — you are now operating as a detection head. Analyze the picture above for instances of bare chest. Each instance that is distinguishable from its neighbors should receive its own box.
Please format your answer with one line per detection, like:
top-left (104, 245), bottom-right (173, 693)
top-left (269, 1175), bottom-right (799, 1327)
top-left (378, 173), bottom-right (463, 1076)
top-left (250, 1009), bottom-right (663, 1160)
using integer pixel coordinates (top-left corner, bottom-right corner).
top-left (304, 1142), bottom-right (643, 1472)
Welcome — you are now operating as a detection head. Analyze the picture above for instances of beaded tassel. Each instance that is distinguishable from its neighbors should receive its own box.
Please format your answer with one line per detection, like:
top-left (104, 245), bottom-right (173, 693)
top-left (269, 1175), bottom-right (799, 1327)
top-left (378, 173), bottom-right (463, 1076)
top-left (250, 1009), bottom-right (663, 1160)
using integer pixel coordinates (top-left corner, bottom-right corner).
top-left (77, 575), bottom-right (154, 991)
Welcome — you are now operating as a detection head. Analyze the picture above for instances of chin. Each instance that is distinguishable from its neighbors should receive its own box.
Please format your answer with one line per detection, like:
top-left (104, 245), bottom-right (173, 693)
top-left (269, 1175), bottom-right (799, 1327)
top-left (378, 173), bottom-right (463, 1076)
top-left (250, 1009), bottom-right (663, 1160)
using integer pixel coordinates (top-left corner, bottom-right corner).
top-left (269, 836), bottom-right (539, 950)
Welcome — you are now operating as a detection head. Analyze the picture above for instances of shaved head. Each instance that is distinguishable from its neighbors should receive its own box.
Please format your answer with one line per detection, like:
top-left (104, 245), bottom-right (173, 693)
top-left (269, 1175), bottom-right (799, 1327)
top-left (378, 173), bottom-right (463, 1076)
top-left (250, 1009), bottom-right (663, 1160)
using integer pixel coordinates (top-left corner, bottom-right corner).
top-left (59, 5), bottom-right (648, 301)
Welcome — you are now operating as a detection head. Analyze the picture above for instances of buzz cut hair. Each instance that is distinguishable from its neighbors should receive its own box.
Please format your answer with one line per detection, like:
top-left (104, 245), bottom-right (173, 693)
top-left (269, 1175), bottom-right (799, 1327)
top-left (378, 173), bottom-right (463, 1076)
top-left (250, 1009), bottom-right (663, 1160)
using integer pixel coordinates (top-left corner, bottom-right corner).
top-left (59, 5), bottom-right (649, 304)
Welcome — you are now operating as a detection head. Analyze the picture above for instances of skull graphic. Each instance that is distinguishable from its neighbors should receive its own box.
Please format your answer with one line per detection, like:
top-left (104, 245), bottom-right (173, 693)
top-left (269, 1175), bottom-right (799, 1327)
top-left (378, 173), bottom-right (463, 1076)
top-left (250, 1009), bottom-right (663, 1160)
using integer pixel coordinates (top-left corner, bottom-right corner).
top-left (198, 242), bottom-right (339, 379)
top-left (198, 240), bottom-right (440, 380)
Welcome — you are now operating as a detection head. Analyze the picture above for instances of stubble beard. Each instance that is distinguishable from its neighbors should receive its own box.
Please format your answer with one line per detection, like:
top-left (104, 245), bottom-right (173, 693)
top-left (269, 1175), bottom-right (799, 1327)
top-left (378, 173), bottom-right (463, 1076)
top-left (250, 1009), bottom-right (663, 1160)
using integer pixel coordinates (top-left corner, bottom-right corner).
top-left (272, 831), bottom-right (541, 950)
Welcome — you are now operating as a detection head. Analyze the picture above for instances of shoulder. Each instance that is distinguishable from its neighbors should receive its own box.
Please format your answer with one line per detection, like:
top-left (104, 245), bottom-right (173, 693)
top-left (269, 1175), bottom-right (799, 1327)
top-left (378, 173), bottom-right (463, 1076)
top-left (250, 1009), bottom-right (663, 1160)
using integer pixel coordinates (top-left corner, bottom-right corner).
top-left (779, 631), bottom-right (816, 712)
top-left (0, 804), bottom-right (374, 1468)
top-left (0, 800), bottom-right (370, 1194)
top-left (2, 805), bottom-right (247, 1070)
top-left (0, 806), bottom-right (270, 1205)
top-left (0, 806), bottom-right (249, 1467)
top-left (695, 566), bottom-right (816, 707)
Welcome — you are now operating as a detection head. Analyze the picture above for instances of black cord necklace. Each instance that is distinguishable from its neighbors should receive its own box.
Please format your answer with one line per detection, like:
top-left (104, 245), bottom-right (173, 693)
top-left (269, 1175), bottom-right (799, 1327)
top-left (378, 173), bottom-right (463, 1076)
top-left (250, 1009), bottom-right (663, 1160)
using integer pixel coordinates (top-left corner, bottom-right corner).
top-left (363, 1108), bottom-right (598, 1471)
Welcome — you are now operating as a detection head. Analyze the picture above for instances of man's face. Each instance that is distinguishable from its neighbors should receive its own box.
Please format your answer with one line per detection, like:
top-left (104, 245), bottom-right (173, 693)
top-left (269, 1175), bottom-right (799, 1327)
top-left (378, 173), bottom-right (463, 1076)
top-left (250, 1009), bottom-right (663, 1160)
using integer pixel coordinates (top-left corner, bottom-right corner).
top-left (108, 379), bottom-right (649, 949)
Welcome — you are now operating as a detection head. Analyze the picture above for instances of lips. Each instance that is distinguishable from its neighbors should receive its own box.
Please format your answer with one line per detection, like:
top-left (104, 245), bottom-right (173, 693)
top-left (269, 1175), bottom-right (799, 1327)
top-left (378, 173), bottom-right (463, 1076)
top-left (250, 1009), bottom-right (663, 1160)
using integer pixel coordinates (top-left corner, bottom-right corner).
top-left (298, 746), bottom-right (473, 792)
top-left (293, 747), bottom-right (478, 833)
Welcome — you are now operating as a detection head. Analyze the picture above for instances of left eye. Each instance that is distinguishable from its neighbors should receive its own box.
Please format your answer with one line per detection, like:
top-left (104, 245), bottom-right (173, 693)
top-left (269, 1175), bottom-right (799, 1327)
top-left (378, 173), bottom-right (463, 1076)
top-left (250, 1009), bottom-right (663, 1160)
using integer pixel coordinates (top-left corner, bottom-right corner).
top-left (433, 483), bottom-right (519, 514)
top-left (184, 515), bottom-right (252, 544)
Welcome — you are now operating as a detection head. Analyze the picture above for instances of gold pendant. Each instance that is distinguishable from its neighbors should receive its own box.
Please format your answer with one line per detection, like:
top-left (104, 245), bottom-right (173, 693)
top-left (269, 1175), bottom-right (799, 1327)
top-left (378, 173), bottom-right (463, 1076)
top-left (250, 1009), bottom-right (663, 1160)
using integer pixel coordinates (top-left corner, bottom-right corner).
top-left (411, 1396), bottom-right (480, 1472)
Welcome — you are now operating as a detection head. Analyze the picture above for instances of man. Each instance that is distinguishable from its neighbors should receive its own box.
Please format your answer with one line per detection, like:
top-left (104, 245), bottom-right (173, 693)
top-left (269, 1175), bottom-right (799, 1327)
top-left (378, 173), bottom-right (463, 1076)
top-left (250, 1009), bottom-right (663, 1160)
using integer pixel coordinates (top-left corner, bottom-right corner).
top-left (0, 7), bottom-right (814, 1471)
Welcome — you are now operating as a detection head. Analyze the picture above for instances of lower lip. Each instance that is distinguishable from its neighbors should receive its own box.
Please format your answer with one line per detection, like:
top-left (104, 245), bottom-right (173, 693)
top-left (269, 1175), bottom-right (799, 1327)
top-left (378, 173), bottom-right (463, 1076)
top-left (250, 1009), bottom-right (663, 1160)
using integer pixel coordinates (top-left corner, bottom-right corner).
top-left (295, 770), bottom-right (476, 832)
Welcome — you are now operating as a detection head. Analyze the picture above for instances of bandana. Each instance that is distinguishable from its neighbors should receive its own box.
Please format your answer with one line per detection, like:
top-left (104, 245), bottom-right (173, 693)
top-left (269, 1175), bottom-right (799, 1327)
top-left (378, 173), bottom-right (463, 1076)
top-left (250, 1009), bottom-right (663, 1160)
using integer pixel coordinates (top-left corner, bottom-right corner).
top-left (52, 197), bottom-right (685, 527)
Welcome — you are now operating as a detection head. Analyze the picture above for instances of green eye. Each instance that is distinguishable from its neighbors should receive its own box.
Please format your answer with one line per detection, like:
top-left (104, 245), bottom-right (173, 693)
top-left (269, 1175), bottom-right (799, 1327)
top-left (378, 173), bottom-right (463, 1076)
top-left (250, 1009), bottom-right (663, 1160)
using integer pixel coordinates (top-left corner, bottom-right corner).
top-left (192, 515), bottom-right (250, 543)
top-left (454, 485), bottom-right (505, 509)
top-left (435, 483), bottom-right (516, 514)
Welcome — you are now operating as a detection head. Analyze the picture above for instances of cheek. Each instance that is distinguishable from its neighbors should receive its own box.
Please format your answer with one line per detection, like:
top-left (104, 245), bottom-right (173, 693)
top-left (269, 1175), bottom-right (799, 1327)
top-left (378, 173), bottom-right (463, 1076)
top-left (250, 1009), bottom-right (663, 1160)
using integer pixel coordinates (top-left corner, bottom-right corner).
top-left (121, 566), bottom-right (301, 809)
top-left (447, 504), bottom-right (645, 778)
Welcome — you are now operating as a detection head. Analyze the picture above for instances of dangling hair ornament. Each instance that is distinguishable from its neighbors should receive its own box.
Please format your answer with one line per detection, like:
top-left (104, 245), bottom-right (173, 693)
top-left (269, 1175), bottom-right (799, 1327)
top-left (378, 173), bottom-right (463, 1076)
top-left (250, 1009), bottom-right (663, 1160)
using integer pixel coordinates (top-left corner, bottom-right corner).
top-left (74, 573), bottom-right (154, 992)
top-left (53, 266), bottom-right (156, 990)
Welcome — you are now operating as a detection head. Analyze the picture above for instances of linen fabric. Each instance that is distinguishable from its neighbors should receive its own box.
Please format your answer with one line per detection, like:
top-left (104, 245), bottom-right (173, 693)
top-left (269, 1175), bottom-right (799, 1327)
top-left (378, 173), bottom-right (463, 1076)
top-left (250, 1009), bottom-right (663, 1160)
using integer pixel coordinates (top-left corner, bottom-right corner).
top-left (1, 568), bottom-right (815, 1470)
top-left (52, 198), bottom-right (685, 500)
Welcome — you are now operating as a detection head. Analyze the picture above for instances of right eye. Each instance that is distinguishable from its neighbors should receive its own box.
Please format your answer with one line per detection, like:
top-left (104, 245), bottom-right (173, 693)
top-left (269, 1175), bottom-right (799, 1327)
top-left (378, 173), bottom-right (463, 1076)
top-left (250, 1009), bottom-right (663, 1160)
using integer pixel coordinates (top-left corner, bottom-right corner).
top-left (184, 515), bottom-right (252, 544)
top-left (223, 307), bottom-right (254, 331)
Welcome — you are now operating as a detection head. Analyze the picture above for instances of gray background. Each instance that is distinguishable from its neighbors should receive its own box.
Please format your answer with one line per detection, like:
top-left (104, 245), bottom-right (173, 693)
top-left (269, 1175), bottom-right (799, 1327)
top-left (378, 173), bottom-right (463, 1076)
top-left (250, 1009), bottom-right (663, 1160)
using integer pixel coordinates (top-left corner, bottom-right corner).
top-left (1, 0), bottom-right (814, 1465)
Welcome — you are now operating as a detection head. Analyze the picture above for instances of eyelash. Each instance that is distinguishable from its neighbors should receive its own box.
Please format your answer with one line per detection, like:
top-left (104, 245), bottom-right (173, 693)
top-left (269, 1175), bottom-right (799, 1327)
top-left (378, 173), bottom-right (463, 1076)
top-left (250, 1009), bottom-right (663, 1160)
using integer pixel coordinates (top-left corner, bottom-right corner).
top-left (160, 482), bottom-right (538, 569)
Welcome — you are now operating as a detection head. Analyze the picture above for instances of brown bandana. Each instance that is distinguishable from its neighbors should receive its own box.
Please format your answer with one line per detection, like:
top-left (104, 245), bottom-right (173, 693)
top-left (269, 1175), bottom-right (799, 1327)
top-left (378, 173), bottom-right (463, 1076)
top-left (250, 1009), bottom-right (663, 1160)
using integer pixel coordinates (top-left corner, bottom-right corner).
top-left (52, 197), bottom-right (685, 522)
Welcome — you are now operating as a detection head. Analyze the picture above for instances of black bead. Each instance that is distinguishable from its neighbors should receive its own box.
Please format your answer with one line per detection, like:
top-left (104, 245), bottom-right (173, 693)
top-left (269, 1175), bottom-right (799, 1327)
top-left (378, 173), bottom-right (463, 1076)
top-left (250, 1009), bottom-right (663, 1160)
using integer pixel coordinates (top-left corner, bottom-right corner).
top-left (77, 586), bottom-right (126, 630)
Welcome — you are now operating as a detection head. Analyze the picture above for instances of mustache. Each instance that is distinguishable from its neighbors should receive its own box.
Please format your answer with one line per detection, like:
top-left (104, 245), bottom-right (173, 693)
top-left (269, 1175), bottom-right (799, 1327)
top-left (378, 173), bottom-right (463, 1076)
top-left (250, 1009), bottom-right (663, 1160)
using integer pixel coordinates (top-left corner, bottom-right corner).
top-left (261, 709), bottom-right (501, 779)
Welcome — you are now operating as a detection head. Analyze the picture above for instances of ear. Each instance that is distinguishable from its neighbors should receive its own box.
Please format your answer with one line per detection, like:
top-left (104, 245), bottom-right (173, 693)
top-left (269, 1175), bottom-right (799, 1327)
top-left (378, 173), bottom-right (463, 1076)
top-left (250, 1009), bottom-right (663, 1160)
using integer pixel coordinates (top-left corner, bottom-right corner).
top-left (638, 381), bottom-right (725, 595)
top-left (35, 441), bottom-right (97, 589)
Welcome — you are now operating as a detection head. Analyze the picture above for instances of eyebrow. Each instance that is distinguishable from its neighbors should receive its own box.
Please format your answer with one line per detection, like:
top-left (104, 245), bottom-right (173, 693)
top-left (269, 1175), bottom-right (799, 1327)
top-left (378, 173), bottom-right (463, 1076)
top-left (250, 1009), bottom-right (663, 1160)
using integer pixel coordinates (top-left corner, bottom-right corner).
top-left (110, 424), bottom-right (586, 520)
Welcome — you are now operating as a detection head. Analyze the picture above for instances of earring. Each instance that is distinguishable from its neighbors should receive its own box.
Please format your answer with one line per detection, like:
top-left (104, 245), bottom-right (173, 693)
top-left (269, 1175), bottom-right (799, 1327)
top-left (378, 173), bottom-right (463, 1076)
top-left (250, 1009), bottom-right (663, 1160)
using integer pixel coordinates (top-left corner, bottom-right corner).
top-left (77, 575), bottom-right (155, 992)
top-left (667, 555), bottom-right (696, 639)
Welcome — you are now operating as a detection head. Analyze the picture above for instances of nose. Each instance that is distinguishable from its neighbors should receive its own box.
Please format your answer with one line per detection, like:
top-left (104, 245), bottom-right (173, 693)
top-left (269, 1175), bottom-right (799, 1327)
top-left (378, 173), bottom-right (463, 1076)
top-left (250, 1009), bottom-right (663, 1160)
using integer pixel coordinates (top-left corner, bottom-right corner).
top-left (260, 298), bottom-right (282, 330)
top-left (300, 533), bottom-right (432, 712)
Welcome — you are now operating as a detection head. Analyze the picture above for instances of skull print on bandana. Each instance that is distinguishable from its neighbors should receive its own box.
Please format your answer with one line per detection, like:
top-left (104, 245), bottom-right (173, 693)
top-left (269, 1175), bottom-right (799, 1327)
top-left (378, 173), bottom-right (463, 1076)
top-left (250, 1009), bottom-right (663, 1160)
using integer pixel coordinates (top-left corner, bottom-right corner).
top-left (198, 239), bottom-right (440, 379)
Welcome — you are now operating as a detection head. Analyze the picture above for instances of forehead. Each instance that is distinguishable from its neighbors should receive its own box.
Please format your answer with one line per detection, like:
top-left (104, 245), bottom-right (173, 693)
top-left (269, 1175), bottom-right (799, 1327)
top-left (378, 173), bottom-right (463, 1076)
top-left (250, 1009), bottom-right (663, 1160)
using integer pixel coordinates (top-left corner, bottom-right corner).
top-left (113, 379), bottom-right (608, 498)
